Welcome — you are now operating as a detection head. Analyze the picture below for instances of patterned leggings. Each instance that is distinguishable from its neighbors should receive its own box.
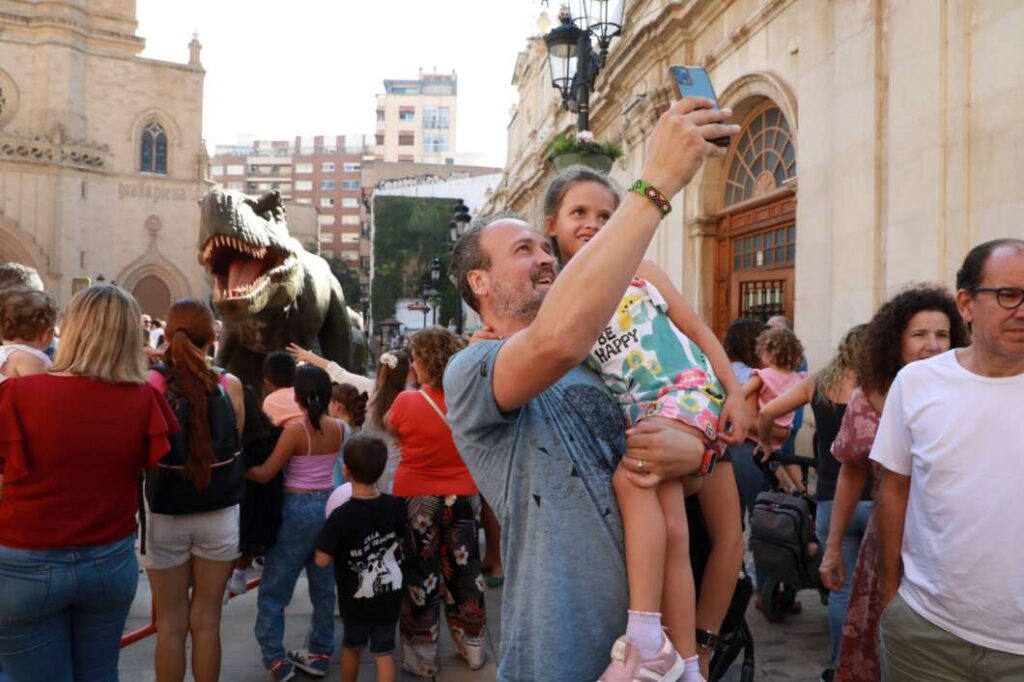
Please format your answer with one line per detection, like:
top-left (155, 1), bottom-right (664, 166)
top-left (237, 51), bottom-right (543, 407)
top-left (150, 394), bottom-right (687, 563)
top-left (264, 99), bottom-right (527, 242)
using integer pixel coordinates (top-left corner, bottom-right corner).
top-left (400, 494), bottom-right (487, 671)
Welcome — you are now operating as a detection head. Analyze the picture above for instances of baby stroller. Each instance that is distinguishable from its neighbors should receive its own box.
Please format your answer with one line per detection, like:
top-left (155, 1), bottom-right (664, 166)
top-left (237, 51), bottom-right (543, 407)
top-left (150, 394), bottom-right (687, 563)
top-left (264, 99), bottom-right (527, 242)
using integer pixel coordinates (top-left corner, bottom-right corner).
top-left (748, 450), bottom-right (824, 623)
top-left (686, 495), bottom-right (755, 682)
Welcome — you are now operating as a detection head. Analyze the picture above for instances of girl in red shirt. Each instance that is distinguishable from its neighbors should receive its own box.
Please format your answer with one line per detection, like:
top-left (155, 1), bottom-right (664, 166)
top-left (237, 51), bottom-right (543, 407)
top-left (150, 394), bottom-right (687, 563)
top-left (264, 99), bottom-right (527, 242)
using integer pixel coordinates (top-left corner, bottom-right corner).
top-left (0, 284), bottom-right (177, 681)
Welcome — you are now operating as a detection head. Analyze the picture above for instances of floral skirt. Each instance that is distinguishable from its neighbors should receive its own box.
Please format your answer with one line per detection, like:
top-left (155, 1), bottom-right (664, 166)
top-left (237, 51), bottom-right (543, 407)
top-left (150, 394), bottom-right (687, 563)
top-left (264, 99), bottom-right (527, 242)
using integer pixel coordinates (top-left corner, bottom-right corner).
top-left (400, 494), bottom-right (487, 672)
top-left (835, 511), bottom-right (882, 682)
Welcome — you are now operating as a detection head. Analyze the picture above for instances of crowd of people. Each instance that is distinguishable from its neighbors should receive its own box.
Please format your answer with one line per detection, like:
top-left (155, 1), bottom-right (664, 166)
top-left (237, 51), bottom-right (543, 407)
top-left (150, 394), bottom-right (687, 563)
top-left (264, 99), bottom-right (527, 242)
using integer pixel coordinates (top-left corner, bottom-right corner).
top-left (0, 95), bottom-right (1022, 682)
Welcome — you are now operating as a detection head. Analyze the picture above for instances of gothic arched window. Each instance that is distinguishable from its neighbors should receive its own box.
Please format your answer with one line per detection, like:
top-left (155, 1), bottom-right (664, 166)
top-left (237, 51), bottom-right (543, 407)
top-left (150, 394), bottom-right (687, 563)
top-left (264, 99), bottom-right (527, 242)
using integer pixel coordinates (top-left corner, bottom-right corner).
top-left (724, 104), bottom-right (795, 207)
top-left (139, 121), bottom-right (168, 174)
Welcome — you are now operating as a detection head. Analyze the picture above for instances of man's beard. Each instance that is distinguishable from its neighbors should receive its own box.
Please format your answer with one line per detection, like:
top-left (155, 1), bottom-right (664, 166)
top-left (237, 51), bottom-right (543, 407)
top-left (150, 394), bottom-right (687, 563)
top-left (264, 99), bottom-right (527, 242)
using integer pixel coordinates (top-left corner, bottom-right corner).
top-left (489, 265), bottom-right (555, 323)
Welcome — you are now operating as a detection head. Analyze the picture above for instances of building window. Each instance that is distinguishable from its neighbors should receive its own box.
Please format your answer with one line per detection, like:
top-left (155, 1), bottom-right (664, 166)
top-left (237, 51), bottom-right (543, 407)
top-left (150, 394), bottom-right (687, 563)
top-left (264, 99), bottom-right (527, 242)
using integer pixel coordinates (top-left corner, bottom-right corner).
top-left (398, 107), bottom-right (415, 121)
top-left (226, 164), bottom-right (244, 175)
top-left (321, 198), bottom-right (334, 207)
top-left (732, 225), bottom-right (796, 271)
top-left (376, 109), bottom-right (384, 121)
top-left (295, 180), bottom-right (313, 191)
top-left (320, 232), bottom-right (335, 243)
top-left (296, 198), bottom-right (312, 205)
top-left (246, 182), bottom-right (257, 192)
top-left (343, 162), bottom-right (360, 172)
top-left (422, 134), bottom-right (448, 153)
top-left (398, 132), bottom-right (415, 146)
top-left (318, 214), bottom-right (336, 225)
top-left (226, 181), bottom-right (243, 191)
top-left (341, 233), bottom-right (360, 244)
top-left (341, 197), bottom-right (359, 208)
top-left (423, 106), bottom-right (450, 129)
top-left (341, 180), bottom-right (360, 190)
top-left (322, 162), bottom-right (336, 172)
top-left (320, 180), bottom-right (335, 190)
top-left (295, 163), bottom-right (313, 173)
top-left (375, 134), bottom-right (384, 146)
top-left (212, 165), bottom-right (225, 176)
top-left (342, 251), bottom-right (360, 262)
top-left (724, 105), bottom-right (796, 207)
top-left (139, 121), bottom-right (168, 174)
top-left (341, 215), bottom-right (360, 225)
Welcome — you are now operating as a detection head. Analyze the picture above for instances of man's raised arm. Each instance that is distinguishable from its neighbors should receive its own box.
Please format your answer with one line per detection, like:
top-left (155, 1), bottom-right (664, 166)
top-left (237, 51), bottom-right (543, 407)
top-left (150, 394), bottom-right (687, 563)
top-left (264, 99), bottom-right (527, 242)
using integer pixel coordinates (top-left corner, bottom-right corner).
top-left (493, 98), bottom-right (738, 411)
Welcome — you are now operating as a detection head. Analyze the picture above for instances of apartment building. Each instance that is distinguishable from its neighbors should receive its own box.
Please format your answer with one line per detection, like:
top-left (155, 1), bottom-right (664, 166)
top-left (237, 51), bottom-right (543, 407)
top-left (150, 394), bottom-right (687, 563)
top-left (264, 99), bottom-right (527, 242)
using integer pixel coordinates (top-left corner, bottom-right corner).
top-left (374, 70), bottom-right (457, 164)
top-left (211, 135), bottom-right (373, 262)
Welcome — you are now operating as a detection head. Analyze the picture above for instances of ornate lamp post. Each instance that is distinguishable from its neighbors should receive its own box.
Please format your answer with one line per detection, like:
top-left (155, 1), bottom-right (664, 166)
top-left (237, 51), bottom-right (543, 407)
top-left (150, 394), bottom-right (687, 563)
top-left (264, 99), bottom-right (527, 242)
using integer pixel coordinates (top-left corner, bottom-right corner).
top-left (449, 200), bottom-right (471, 333)
top-left (544, 1), bottom-right (625, 132)
top-left (429, 256), bottom-right (442, 326)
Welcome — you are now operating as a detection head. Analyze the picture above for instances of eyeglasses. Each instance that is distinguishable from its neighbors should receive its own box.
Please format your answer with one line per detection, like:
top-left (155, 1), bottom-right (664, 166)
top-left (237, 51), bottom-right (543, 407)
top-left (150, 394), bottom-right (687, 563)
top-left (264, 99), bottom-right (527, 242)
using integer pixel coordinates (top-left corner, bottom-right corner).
top-left (971, 287), bottom-right (1024, 310)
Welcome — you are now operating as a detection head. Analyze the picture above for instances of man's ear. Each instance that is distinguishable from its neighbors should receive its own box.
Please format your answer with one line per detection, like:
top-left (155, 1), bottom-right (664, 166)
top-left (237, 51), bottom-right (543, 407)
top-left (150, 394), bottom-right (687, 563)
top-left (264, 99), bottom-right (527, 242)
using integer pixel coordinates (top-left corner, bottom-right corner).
top-left (956, 289), bottom-right (975, 326)
top-left (467, 269), bottom-right (488, 300)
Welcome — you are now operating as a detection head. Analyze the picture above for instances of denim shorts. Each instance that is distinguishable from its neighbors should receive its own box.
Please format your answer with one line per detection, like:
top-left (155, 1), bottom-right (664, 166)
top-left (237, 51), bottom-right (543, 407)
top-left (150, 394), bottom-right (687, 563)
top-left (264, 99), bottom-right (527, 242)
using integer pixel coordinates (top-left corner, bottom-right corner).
top-left (142, 505), bottom-right (241, 570)
top-left (342, 618), bottom-right (397, 655)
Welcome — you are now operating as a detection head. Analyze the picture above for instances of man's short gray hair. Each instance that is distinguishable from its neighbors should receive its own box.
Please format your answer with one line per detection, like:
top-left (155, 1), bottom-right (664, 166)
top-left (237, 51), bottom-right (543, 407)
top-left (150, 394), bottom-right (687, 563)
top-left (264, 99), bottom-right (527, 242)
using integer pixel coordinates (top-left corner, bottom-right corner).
top-left (0, 263), bottom-right (44, 293)
top-left (451, 212), bottom-right (526, 314)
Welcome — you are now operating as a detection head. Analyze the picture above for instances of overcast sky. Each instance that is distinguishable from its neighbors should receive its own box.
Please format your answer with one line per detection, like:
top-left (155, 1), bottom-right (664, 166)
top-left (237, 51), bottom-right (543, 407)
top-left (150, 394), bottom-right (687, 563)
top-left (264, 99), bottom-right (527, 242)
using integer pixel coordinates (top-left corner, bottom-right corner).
top-left (137, 0), bottom-right (549, 167)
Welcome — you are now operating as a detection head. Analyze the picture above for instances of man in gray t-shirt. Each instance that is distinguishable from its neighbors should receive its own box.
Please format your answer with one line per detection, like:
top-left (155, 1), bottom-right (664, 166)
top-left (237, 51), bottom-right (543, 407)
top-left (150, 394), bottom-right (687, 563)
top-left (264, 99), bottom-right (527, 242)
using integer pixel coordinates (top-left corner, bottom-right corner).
top-left (442, 97), bottom-right (736, 681)
top-left (446, 341), bottom-right (629, 680)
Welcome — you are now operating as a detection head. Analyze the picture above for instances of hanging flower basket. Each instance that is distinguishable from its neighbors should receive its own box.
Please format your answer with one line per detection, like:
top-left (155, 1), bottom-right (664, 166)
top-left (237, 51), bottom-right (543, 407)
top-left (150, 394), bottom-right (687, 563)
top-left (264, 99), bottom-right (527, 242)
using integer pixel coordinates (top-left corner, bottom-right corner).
top-left (547, 131), bottom-right (623, 175)
top-left (551, 151), bottom-right (614, 173)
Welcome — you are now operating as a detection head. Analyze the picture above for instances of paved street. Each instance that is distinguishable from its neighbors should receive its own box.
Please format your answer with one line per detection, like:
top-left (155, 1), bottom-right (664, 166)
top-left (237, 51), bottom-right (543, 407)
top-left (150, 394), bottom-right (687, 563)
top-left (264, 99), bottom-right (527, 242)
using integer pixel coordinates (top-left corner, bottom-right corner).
top-left (118, 559), bottom-right (830, 681)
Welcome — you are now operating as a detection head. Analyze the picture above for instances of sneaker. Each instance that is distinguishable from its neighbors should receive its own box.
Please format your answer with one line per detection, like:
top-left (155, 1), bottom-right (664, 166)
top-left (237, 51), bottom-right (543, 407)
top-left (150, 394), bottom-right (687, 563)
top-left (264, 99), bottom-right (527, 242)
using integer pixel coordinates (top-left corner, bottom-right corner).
top-left (598, 635), bottom-right (686, 682)
top-left (227, 570), bottom-right (248, 597)
top-left (287, 649), bottom-right (330, 677)
top-left (269, 659), bottom-right (296, 682)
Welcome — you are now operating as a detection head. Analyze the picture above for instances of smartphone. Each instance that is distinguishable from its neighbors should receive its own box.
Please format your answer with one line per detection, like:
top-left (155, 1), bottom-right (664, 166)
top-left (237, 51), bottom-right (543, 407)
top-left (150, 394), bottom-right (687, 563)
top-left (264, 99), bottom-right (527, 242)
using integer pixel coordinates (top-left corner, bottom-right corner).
top-left (669, 65), bottom-right (733, 148)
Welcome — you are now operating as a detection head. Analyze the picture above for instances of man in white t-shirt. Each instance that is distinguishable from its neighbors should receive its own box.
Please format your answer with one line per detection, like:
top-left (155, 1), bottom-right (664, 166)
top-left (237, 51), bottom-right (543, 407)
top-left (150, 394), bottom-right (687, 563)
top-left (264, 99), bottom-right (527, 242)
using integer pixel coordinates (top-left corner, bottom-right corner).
top-left (871, 238), bottom-right (1024, 681)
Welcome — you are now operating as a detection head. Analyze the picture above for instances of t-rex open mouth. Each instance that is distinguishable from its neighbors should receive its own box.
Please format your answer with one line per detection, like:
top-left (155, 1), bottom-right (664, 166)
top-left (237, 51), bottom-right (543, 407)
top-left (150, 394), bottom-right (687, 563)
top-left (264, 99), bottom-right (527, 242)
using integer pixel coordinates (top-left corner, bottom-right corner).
top-left (202, 234), bottom-right (293, 302)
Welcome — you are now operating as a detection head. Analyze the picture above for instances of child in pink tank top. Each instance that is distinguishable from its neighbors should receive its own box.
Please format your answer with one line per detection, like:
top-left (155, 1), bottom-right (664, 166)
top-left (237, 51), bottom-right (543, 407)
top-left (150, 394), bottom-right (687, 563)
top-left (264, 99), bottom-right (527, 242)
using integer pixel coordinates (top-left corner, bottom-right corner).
top-left (743, 327), bottom-right (807, 449)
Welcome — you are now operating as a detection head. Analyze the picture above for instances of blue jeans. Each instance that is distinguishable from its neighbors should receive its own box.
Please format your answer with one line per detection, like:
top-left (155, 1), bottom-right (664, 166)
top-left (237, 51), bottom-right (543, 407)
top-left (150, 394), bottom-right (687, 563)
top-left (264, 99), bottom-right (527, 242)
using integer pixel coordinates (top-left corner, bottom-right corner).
top-left (0, 533), bottom-right (138, 682)
top-left (816, 499), bottom-right (873, 664)
top-left (255, 490), bottom-right (336, 668)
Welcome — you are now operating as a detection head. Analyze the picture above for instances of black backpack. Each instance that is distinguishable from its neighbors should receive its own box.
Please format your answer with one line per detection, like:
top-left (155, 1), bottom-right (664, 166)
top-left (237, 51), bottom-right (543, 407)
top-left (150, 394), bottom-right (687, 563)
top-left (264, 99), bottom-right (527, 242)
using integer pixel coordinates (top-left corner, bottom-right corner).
top-left (749, 491), bottom-right (822, 589)
top-left (145, 365), bottom-right (244, 515)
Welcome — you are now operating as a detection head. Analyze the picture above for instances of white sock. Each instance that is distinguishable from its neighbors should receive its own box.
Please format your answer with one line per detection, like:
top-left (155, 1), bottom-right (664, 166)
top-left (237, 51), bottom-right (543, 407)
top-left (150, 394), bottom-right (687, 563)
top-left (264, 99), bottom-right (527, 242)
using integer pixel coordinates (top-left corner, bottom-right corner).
top-left (626, 610), bottom-right (664, 659)
top-left (681, 655), bottom-right (705, 682)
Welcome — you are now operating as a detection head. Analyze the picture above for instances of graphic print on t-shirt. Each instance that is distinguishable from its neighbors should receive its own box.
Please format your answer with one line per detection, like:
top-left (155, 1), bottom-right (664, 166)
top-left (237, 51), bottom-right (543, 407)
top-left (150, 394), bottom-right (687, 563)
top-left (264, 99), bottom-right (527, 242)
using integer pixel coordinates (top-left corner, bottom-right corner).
top-left (351, 538), bottom-right (403, 599)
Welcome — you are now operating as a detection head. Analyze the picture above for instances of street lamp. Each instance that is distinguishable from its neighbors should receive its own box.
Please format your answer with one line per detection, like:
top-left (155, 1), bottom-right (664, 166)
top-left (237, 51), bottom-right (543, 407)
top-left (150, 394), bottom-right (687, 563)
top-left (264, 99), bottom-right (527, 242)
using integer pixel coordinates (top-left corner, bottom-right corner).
top-left (429, 257), bottom-right (442, 326)
top-left (545, 2), bottom-right (625, 132)
top-left (449, 200), bottom-right (471, 333)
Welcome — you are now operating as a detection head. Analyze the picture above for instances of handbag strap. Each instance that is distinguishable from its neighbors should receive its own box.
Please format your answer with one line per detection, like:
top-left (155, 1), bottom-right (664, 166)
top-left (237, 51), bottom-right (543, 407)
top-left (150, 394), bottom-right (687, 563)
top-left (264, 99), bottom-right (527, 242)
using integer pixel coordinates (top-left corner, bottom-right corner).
top-left (418, 389), bottom-right (450, 430)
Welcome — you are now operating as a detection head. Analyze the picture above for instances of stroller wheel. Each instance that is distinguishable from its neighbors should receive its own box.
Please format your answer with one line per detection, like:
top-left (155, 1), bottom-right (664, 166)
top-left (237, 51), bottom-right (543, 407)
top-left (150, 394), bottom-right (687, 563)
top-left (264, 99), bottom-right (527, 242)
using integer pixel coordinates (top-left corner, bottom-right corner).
top-left (758, 578), bottom-right (787, 623)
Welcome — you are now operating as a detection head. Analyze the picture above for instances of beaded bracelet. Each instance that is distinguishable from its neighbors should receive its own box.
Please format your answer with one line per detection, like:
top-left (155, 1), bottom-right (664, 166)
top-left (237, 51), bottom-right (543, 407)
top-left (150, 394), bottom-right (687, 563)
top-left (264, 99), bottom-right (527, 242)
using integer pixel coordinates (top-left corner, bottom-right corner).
top-left (628, 179), bottom-right (672, 217)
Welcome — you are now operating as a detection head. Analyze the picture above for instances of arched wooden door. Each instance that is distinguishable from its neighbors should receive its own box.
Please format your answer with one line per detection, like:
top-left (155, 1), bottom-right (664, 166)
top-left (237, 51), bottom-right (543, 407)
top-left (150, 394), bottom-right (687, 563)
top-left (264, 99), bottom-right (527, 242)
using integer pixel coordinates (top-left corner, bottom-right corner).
top-left (132, 275), bottom-right (172, 318)
top-left (713, 102), bottom-right (797, 337)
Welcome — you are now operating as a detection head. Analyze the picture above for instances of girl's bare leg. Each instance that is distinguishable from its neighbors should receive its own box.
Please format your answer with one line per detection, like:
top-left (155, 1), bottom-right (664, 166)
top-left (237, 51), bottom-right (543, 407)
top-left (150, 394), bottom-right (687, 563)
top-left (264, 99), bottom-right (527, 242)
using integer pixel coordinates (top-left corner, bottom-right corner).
top-left (695, 461), bottom-right (745, 678)
top-left (658, 478), bottom-right (698, 659)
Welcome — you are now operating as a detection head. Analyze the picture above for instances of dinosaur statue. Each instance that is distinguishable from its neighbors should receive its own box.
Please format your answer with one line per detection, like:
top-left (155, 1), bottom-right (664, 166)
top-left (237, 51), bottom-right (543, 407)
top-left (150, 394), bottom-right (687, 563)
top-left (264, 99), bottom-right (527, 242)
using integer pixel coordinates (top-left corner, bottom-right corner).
top-left (198, 188), bottom-right (355, 392)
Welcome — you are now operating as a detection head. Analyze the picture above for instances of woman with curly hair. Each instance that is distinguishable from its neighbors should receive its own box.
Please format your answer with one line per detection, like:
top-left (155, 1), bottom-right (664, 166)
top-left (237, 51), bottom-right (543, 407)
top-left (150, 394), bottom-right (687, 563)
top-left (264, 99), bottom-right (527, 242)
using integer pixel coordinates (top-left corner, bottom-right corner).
top-left (822, 285), bottom-right (968, 682)
top-left (384, 327), bottom-right (487, 676)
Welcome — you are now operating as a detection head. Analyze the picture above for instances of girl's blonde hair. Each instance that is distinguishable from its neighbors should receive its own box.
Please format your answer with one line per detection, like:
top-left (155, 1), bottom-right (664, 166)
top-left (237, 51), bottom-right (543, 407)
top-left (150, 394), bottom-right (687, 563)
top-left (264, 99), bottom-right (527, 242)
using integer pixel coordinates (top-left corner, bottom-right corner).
top-left (50, 284), bottom-right (147, 383)
top-left (756, 327), bottom-right (804, 372)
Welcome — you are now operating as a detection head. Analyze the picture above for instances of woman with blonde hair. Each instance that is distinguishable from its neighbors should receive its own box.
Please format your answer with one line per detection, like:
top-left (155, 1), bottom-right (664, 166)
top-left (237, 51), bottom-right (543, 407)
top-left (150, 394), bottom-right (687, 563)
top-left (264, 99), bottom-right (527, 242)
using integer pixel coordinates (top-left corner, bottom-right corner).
top-left (385, 327), bottom-right (487, 676)
top-left (0, 285), bottom-right (178, 681)
top-left (144, 298), bottom-right (245, 682)
top-left (755, 324), bottom-right (868, 678)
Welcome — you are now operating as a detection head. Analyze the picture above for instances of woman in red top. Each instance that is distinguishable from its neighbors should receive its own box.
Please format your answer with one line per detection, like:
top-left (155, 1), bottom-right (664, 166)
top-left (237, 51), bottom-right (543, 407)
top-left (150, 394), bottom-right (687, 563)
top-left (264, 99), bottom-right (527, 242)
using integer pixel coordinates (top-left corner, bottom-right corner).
top-left (385, 327), bottom-right (487, 676)
top-left (0, 284), bottom-right (178, 681)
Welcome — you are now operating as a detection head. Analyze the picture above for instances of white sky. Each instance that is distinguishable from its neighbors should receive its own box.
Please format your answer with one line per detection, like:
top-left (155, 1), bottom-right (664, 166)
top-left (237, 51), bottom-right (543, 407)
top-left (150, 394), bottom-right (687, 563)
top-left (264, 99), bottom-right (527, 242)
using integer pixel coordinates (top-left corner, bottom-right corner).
top-left (137, 0), bottom-right (550, 168)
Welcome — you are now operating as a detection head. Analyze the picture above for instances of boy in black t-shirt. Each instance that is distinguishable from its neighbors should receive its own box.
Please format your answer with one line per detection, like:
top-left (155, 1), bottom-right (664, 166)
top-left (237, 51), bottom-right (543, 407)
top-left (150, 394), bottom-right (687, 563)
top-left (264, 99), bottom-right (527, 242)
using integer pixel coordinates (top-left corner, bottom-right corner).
top-left (316, 435), bottom-right (407, 682)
